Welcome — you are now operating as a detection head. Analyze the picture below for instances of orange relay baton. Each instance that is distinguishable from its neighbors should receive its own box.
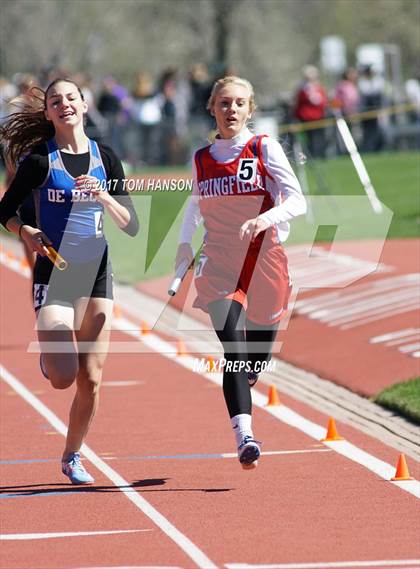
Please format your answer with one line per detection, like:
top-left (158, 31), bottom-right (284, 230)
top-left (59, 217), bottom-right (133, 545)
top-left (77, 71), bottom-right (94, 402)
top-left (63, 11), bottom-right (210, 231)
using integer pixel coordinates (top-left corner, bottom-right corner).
top-left (45, 245), bottom-right (68, 271)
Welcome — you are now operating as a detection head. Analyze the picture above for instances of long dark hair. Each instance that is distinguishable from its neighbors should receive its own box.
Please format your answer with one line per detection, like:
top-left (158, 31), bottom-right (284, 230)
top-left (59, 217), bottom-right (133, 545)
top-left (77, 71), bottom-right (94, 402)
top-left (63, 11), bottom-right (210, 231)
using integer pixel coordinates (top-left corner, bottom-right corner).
top-left (0, 78), bottom-right (84, 171)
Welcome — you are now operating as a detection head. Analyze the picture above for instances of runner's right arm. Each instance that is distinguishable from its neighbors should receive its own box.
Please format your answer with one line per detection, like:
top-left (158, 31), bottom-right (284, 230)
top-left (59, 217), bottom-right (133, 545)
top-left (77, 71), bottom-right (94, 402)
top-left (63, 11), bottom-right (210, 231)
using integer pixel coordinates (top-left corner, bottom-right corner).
top-left (0, 149), bottom-right (51, 256)
top-left (0, 150), bottom-right (46, 233)
top-left (175, 159), bottom-right (202, 269)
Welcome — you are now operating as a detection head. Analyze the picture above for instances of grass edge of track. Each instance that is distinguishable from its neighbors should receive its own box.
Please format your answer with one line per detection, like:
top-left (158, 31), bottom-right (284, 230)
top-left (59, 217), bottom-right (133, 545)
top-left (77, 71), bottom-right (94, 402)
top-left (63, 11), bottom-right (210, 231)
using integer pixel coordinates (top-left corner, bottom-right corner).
top-left (373, 377), bottom-right (420, 425)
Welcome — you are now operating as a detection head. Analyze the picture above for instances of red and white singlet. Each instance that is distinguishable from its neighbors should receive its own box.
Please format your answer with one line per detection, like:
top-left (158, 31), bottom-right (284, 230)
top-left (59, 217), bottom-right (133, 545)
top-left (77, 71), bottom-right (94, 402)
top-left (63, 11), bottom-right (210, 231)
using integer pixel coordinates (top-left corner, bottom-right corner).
top-left (193, 135), bottom-right (291, 325)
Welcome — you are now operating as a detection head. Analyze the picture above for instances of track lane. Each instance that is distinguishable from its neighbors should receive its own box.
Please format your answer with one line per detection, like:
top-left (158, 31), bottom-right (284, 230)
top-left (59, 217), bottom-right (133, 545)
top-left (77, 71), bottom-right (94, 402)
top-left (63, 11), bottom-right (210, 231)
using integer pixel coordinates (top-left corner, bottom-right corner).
top-left (1, 261), bottom-right (419, 568)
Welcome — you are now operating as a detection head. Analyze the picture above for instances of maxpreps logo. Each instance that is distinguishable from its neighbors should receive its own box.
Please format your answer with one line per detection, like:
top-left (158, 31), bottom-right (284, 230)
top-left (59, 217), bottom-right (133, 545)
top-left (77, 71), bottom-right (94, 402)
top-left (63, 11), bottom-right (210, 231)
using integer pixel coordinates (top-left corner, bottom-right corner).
top-left (192, 358), bottom-right (276, 373)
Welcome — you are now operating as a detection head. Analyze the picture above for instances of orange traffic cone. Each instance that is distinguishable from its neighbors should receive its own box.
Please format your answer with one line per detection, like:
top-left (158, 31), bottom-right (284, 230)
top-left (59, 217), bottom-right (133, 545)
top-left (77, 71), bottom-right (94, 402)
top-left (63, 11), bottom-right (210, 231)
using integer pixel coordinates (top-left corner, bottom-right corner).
top-left (140, 321), bottom-right (150, 335)
top-left (266, 385), bottom-right (281, 406)
top-left (177, 339), bottom-right (186, 356)
top-left (321, 417), bottom-right (344, 441)
top-left (20, 257), bottom-right (30, 270)
top-left (113, 304), bottom-right (122, 319)
top-left (391, 454), bottom-right (414, 481)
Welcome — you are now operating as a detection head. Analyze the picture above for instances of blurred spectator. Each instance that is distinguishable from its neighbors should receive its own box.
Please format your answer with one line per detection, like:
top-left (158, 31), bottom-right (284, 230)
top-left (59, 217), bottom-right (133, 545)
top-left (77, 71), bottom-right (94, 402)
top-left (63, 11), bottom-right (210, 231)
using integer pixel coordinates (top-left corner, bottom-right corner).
top-left (333, 67), bottom-right (361, 153)
top-left (334, 68), bottom-right (360, 118)
top-left (97, 75), bottom-right (131, 159)
top-left (39, 63), bottom-right (71, 87)
top-left (12, 72), bottom-right (39, 95)
top-left (0, 76), bottom-right (17, 173)
top-left (358, 65), bottom-right (385, 152)
top-left (158, 70), bottom-right (178, 165)
top-left (295, 65), bottom-right (328, 158)
top-left (72, 72), bottom-right (107, 142)
top-left (189, 63), bottom-right (212, 118)
top-left (1, 74), bottom-right (39, 178)
top-left (131, 72), bottom-right (161, 166)
top-left (405, 74), bottom-right (420, 123)
top-left (188, 63), bottom-right (212, 152)
top-left (0, 76), bottom-right (17, 119)
top-left (157, 67), bottom-right (191, 165)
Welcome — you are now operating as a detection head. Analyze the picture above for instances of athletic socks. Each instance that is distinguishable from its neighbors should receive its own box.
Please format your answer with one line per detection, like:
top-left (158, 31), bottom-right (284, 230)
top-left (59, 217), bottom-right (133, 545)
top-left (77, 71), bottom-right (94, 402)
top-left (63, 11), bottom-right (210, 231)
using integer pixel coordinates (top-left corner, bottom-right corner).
top-left (231, 413), bottom-right (253, 448)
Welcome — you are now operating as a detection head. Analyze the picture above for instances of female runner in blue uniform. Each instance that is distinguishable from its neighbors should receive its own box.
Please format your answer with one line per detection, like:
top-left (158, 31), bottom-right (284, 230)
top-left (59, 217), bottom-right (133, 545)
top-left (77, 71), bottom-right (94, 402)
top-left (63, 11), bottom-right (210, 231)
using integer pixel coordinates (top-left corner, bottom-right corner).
top-left (0, 79), bottom-right (139, 484)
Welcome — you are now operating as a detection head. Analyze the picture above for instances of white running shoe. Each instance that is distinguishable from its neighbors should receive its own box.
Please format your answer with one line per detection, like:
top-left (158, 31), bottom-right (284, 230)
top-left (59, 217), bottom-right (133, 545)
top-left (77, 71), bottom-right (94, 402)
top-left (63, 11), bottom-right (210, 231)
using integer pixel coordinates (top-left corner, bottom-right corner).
top-left (62, 452), bottom-right (94, 485)
top-left (238, 436), bottom-right (261, 470)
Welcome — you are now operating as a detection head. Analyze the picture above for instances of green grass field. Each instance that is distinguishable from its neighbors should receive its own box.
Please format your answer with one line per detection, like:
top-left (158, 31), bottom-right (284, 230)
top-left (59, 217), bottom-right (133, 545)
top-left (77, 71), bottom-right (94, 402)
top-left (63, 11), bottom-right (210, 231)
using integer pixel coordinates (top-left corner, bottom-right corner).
top-left (2, 151), bottom-right (418, 283)
top-left (104, 150), bottom-right (419, 283)
top-left (374, 377), bottom-right (420, 424)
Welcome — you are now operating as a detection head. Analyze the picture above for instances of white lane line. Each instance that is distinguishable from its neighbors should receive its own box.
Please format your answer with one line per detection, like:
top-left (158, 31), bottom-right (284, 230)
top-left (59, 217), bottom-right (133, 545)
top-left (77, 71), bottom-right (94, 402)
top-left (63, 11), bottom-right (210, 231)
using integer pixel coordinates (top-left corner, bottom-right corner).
top-left (114, 317), bottom-right (420, 500)
top-left (213, 449), bottom-right (332, 459)
top-left (225, 560), bottom-right (420, 569)
top-left (340, 301), bottom-right (419, 330)
top-left (102, 449), bottom-right (332, 462)
top-left (0, 449), bottom-right (331, 466)
top-left (370, 328), bottom-right (420, 344)
top-left (399, 343), bottom-right (420, 353)
top-left (294, 274), bottom-right (418, 313)
top-left (386, 336), bottom-right (420, 347)
top-left (332, 298), bottom-right (419, 327)
top-left (0, 365), bottom-right (217, 569)
top-left (293, 272), bottom-right (420, 329)
top-left (0, 529), bottom-right (150, 541)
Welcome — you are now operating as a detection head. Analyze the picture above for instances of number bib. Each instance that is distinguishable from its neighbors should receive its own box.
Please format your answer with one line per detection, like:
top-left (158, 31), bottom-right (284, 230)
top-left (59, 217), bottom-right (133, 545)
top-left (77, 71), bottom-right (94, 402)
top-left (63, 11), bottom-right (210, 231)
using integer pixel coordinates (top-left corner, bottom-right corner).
top-left (33, 284), bottom-right (49, 310)
top-left (237, 158), bottom-right (258, 184)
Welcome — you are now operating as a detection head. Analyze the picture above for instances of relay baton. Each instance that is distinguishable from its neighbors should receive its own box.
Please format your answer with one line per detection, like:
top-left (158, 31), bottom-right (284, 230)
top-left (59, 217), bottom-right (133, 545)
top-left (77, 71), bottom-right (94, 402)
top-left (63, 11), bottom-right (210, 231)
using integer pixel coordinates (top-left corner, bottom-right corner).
top-left (45, 245), bottom-right (68, 271)
top-left (168, 258), bottom-right (192, 296)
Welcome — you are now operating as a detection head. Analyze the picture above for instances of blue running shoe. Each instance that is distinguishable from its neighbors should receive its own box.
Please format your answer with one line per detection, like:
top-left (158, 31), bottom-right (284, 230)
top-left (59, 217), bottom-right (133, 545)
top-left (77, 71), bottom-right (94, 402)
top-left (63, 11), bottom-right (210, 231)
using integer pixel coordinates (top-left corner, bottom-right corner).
top-left (62, 452), bottom-right (94, 485)
top-left (40, 354), bottom-right (49, 380)
top-left (238, 436), bottom-right (261, 470)
top-left (248, 372), bottom-right (259, 387)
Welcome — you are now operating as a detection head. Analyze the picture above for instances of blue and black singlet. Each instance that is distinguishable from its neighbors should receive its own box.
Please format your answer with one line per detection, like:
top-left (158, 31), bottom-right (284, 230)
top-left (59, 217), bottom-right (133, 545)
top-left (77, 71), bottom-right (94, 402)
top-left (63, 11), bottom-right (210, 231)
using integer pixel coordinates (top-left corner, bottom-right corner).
top-left (0, 139), bottom-right (138, 263)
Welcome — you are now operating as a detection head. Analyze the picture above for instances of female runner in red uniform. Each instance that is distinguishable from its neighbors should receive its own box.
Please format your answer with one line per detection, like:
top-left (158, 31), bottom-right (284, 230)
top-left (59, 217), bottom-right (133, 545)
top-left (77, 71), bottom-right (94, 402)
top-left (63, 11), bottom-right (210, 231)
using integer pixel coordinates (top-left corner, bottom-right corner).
top-left (175, 76), bottom-right (306, 469)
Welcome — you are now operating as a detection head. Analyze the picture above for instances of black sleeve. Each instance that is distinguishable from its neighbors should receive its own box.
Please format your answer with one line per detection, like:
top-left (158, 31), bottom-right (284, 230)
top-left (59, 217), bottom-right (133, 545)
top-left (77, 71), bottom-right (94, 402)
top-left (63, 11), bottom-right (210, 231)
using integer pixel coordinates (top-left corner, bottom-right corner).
top-left (98, 143), bottom-right (139, 237)
top-left (0, 151), bottom-right (48, 229)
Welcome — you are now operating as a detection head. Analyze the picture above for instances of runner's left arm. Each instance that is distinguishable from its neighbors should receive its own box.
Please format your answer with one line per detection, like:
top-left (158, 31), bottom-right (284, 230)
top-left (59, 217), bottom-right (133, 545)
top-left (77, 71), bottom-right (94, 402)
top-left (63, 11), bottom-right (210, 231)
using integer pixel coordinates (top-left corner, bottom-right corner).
top-left (257, 137), bottom-right (307, 227)
top-left (82, 144), bottom-right (139, 237)
top-left (239, 138), bottom-right (307, 241)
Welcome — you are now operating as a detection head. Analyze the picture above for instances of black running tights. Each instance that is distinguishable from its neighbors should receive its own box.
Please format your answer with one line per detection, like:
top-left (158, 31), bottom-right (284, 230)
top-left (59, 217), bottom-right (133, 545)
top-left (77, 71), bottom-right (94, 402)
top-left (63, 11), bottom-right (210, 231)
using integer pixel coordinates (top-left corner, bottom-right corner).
top-left (208, 299), bottom-right (278, 418)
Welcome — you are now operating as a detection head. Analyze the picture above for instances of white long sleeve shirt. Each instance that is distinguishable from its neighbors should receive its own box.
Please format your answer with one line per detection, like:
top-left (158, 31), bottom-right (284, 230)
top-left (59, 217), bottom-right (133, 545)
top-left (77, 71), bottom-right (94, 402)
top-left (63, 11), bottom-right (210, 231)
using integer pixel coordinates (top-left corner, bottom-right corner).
top-left (179, 128), bottom-right (306, 244)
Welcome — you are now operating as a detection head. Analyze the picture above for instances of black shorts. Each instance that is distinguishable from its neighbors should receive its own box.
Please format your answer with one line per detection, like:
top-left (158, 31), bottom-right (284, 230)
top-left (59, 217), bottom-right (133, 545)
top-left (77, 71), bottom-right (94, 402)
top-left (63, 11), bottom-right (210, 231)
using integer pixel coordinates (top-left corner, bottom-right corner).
top-left (33, 247), bottom-right (113, 311)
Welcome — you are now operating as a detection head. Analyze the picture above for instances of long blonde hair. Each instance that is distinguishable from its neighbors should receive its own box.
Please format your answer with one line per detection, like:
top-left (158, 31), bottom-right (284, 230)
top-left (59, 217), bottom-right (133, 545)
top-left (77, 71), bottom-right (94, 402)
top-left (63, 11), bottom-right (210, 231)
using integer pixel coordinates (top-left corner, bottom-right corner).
top-left (0, 78), bottom-right (83, 171)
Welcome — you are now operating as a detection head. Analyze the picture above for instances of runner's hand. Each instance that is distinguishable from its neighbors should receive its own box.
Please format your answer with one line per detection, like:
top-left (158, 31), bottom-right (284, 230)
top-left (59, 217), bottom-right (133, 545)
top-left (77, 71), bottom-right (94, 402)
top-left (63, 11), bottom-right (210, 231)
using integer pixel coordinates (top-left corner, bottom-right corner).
top-left (239, 217), bottom-right (270, 242)
top-left (175, 243), bottom-right (194, 271)
top-left (20, 226), bottom-right (51, 256)
top-left (75, 175), bottom-right (110, 205)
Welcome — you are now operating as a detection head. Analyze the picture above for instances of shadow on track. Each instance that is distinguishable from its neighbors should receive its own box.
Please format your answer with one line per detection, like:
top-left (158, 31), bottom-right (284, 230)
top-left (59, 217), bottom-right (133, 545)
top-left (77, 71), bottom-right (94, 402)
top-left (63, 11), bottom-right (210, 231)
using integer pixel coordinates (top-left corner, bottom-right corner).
top-left (0, 478), bottom-right (233, 497)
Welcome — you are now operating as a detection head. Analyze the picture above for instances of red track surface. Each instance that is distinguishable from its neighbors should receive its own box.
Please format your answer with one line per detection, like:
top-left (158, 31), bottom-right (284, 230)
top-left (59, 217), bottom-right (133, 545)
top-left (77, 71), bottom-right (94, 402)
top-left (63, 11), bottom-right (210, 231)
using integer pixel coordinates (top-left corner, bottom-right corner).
top-left (1, 260), bottom-right (419, 569)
